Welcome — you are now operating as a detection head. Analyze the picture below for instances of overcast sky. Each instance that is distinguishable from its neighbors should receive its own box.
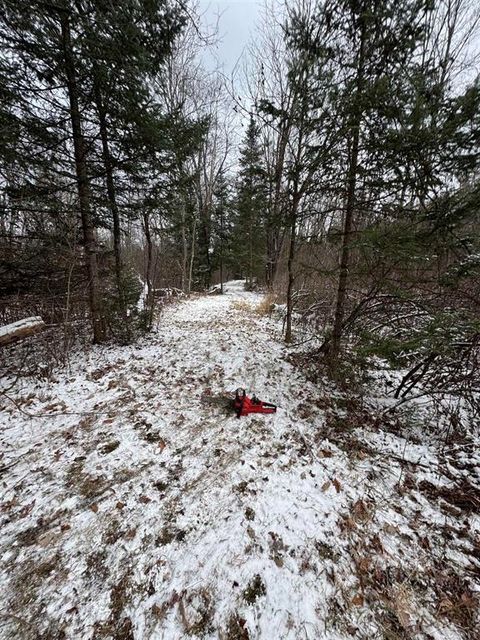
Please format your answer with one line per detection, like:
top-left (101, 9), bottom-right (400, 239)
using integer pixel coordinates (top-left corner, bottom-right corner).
top-left (198, 0), bottom-right (264, 74)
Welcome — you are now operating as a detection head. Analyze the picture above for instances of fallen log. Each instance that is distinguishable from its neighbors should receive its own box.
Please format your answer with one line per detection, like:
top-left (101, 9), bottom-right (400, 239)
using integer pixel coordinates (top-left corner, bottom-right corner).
top-left (0, 316), bottom-right (45, 347)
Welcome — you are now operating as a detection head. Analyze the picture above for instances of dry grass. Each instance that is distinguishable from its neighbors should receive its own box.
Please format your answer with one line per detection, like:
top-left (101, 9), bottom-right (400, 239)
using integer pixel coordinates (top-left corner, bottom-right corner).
top-left (255, 294), bottom-right (277, 315)
top-left (232, 294), bottom-right (277, 316)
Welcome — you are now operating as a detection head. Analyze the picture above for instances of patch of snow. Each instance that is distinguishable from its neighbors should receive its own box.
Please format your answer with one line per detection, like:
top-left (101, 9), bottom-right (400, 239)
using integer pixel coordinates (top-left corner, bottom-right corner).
top-left (1, 282), bottom-right (479, 639)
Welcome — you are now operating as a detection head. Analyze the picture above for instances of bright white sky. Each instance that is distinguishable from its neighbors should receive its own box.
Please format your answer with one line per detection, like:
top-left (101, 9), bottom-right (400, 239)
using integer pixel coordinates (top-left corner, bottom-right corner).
top-left (197, 0), bottom-right (264, 74)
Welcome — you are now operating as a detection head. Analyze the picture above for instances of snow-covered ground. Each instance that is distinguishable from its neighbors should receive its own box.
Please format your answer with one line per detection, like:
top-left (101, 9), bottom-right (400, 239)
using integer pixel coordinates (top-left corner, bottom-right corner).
top-left (1, 281), bottom-right (479, 639)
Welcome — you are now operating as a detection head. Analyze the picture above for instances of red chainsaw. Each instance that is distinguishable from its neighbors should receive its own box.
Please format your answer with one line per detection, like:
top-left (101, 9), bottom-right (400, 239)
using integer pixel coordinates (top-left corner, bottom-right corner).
top-left (234, 388), bottom-right (277, 418)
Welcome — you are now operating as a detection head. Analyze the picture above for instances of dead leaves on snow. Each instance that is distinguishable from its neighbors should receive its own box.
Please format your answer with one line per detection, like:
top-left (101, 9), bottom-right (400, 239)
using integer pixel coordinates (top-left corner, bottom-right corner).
top-left (433, 569), bottom-right (479, 630)
top-left (178, 588), bottom-right (214, 636)
top-left (332, 478), bottom-right (342, 493)
top-left (417, 478), bottom-right (480, 514)
top-left (352, 499), bottom-right (371, 523)
top-left (221, 612), bottom-right (250, 640)
top-left (318, 448), bottom-right (334, 458)
top-left (321, 477), bottom-right (342, 493)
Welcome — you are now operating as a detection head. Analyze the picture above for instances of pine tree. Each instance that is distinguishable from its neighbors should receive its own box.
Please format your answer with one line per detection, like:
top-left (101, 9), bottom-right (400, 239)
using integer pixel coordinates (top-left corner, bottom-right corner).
top-left (211, 169), bottom-right (234, 292)
top-left (0, 0), bottom-right (187, 342)
top-left (284, 0), bottom-right (441, 364)
top-left (74, 0), bottom-right (187, 338)
top-left (233, 116), bottom-right (268, 288)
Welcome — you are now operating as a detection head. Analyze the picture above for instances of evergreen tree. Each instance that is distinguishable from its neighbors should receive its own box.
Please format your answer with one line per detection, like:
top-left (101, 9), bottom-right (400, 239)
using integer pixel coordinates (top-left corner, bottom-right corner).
top-left (284, 0), bottom-right (480, 382)
top-left (233, 116), bottom-right (268, 288)
top-left (211, 169), bottom-right (234, 292)
top-left (0, 0), bottom-right (187, 342)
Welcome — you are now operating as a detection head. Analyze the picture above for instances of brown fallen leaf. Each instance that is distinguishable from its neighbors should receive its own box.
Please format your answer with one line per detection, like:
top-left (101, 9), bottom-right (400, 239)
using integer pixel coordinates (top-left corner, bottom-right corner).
top-left (151, 603), bottom-right (167, 620)
top-left (392, 585), bottom-right (414, 630)
top-left (116, 501), bottom-right (126, 510)
top-left (351, 593), bottom-right (364, 606)
top-left (341, 516), bottom-right (356, 531)
top-left (1, 498), bottom-right (17, 512)
top-left (169, 590), bottom-right (182, 606)
top-left (438, 597), bottom-right (453, 613)
top-left (371, 533), bottom-right (384, 553)
top-left (321, 481), bottom-right (331, 492)
top-left (90, 503), bottom-right (99, 513)
top-left (139, 495), bottom-right (151, 504)
top-left (332, 478), bottom-right (342, 493)
top-left (419, 536), bottom-right (430, 550)
top-left (383, 523), bottom-right (399, 535)
top-left (319, 449), bottom-right (333, 458)
top-left (352, 499), bottom-right (369, 521)
top-left (37, 531), bottom-right (61, 547)
top-left (356, 556), bottom-right (371, 573)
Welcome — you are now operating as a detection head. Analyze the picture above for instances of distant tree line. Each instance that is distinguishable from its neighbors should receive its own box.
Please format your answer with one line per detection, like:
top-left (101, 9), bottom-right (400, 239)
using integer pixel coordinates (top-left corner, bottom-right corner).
top-left (1, 0), bottom-right (479, 413)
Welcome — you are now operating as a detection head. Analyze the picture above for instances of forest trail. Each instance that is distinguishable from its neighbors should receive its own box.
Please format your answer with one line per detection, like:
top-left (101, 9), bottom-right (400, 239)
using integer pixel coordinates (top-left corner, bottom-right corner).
top-left (1, 283), bottom-right (479, 640)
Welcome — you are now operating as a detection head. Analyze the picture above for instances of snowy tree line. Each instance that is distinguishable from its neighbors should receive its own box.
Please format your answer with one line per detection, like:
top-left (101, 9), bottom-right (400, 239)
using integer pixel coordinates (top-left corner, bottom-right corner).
top-left (1, 0), bottom-right (479, 412)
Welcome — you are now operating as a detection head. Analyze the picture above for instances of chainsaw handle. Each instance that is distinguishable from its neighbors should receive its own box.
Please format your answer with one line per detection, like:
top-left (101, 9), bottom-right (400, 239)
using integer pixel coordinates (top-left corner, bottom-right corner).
top-left (234, 388), bottom-right (245, 418)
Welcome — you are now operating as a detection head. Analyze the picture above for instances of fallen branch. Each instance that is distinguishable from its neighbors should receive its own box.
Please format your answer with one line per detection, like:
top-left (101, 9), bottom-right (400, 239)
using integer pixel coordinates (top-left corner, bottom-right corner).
top-left (0, 316), bottom-right (45, 347)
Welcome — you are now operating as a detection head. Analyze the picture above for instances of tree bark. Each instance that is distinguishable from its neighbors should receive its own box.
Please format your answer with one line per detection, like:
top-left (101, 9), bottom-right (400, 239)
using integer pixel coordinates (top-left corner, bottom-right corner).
top-left (330, 13), bottom-right (367, 364)
top-left (284, 210), bottom-right (297, 343)
top-left (196, 168), bottom-right (211, 289)
top-left (219, 193), bottom-right (224, 294)
top-left (267, 123), bottom-right (290, 289)
top-left (180, 194), bottom-right (188, 292)
top-left (60, 13), bottom-right (105, 343)
top-left (143, 212), bottom-right (154, 330)
top-left (93, 78), bottom-right (128, 331)
top-left (188, 216), bottom-right (197, 294)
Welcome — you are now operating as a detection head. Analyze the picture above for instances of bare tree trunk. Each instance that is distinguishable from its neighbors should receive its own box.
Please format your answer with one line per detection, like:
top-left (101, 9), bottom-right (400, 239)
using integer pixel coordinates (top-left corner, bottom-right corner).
top-left (200, 213), bottom-right (211, 289)
top-left (180, 196), bottom-right (188, 292)
top-left (219, 199), bottom-right (224, 294)
top-left (196, 167), bottom-right (211, 290)
top-left (93, 78), bottom-right (129, 335)
top-left (249, 223), bottom-right (254, 289)
top-left (285, 193), bottom-right (300, 344)
top-left (63, 260), bottom-right (75, 364)
top-left (284, 220), bottom-right (296, 343)
top-left (188, 216), bottom-right (197, 294)
top-left (330, 15), bottom-right (366, 365)
top-left (267, 124), bottom-right (290, 289)
top-left (60, 13), bottom-right (105, 343)
top-left (143, 212), bottom-right (154, 330)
